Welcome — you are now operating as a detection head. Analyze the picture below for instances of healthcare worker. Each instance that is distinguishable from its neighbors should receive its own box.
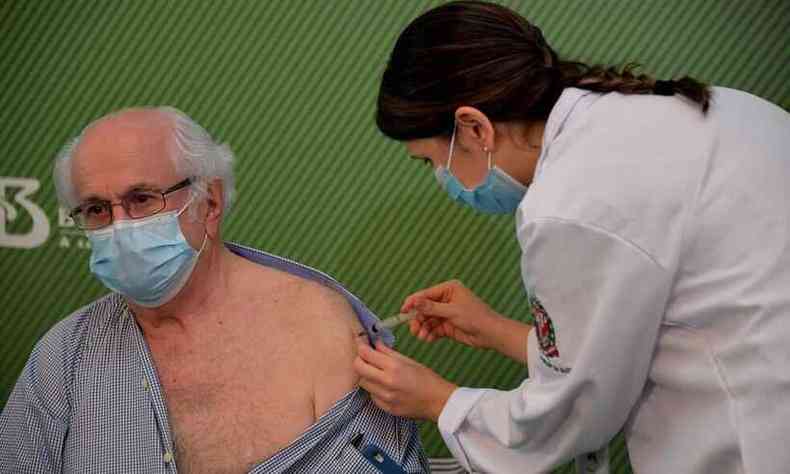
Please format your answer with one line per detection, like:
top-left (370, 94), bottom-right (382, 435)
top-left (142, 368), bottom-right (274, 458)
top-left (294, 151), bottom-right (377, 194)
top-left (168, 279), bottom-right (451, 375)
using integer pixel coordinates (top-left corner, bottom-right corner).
top-left (353, 1), bottom-right (790, 473)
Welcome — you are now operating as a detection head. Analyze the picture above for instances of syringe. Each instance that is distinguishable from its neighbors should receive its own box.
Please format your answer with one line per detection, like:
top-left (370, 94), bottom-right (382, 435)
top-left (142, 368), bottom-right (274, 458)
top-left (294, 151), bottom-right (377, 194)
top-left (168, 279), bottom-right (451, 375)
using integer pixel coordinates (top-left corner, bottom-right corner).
top-left (358, 309), bottom-right (419, 338)
top-left (373, 309), bottom-right (418, 333)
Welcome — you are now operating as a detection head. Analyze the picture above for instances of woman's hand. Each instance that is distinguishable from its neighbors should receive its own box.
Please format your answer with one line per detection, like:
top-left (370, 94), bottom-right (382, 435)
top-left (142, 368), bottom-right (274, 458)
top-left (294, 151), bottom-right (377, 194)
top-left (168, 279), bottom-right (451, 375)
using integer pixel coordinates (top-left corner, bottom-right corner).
top-left (354, 340), bottom-right (457, 422)
top-left (404, 280), bottom-right (533, 365)
top-left (403, 280), bottom-right (503, 350)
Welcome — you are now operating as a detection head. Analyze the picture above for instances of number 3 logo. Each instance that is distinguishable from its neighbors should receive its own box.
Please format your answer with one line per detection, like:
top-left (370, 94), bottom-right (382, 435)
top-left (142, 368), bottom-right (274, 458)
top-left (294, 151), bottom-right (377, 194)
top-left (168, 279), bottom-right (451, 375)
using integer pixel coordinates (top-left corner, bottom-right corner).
top-left (0, 177), bottom-right (50, 249)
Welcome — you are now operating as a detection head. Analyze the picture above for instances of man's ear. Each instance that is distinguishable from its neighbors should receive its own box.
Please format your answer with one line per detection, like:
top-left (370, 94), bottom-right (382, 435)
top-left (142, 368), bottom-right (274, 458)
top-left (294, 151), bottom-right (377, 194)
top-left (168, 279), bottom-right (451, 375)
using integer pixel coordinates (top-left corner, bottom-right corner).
top-left (454, 106), bottom-right (495, 152)
top-left (204, 179), bottom-right (224, 238)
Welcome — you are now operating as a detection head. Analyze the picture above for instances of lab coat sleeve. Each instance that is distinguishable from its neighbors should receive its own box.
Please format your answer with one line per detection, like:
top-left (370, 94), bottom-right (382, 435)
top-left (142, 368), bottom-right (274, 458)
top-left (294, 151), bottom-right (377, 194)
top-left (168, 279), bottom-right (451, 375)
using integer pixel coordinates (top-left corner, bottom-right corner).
top-left (438, 218), bottom-right (671, 473)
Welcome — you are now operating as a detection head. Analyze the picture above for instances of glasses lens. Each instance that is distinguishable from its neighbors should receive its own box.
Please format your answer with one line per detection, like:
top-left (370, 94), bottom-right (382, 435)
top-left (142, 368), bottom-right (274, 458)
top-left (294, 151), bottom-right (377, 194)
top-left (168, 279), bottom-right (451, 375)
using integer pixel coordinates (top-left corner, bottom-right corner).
top-left (125, 190), bottom-right (165, 218)
top-left (75, 202), bottom-right (111, 229)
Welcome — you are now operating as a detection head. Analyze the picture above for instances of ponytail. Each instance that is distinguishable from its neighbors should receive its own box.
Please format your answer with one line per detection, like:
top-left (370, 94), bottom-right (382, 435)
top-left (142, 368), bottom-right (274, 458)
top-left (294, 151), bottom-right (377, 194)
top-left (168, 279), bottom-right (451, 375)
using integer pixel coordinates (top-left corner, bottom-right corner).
top-left (559, 61), bottom-right (712, 113)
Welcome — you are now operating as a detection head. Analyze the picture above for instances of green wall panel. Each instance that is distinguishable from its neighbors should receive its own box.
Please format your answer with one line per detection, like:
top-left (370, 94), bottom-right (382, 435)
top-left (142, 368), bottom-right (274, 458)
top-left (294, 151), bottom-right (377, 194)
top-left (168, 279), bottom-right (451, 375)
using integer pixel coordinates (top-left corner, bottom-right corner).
top-left (1, 1), bottom-right (788, 472)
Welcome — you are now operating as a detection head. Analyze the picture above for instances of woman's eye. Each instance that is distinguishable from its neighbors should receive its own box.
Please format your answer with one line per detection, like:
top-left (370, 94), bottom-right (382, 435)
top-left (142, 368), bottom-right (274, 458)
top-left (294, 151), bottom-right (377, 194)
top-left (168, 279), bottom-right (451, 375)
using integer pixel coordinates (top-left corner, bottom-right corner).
top-left (409, 154), bottom-right (432, 167)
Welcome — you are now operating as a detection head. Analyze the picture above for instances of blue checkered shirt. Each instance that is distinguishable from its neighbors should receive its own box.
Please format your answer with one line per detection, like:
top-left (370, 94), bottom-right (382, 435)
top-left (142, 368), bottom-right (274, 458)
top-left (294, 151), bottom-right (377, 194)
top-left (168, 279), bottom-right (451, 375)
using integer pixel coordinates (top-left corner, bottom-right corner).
top-left (0, 243), bottom-right (429, 473)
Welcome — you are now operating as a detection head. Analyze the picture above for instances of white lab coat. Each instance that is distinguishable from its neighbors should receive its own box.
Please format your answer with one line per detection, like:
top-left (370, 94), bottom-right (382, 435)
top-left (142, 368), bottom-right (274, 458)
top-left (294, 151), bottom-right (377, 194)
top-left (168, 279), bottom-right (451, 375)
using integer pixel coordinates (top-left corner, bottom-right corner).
top-left (438, 87), bottom-right (790, 473)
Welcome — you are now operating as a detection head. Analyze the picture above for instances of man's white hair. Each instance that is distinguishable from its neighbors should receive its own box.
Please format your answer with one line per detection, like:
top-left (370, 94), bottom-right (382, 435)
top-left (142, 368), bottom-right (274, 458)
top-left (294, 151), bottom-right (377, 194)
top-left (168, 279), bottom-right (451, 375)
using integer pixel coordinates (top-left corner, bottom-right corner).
top-left (53, 106), bottom-right (236, 217)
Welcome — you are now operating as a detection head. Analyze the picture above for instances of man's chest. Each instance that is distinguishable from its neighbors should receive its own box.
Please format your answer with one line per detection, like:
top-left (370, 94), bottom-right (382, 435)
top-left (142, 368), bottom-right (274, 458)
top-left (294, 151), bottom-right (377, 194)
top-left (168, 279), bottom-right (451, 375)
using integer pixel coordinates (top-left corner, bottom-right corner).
top-left (153, 347), bottom-right (317, 473)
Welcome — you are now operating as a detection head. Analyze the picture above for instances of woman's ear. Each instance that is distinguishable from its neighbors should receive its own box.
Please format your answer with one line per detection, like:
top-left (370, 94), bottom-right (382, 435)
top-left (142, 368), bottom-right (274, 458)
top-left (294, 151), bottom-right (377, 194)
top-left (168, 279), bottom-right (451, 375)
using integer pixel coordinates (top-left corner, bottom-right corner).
top-left (454, 106), bottom-right (495, 152)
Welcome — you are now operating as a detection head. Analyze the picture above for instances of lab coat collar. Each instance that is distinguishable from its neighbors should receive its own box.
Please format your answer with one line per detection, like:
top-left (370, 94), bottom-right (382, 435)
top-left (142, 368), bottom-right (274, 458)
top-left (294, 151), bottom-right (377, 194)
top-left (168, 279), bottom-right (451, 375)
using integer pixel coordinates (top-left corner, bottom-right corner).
top-left (534, 88), bottom-right (595, 179)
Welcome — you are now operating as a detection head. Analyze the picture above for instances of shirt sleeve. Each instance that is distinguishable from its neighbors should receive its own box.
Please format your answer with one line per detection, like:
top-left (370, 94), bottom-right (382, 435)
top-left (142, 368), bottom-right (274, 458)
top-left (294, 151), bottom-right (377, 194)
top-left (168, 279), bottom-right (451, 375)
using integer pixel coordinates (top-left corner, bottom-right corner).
top-left (0, 329), bottom-right (71, 473)
top-left (438, 218), bottom-right (671, 473)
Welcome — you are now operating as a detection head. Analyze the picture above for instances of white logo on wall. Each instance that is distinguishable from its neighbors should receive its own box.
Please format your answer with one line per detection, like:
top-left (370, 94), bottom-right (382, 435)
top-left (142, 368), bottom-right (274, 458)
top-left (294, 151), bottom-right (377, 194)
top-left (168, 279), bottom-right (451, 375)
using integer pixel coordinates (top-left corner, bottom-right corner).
top-left (0, 176), bottom-right (89, 250)
top-left (57, 205), bottom-right (90, 249)
top-left (0, 177), bottom-right (50, 248)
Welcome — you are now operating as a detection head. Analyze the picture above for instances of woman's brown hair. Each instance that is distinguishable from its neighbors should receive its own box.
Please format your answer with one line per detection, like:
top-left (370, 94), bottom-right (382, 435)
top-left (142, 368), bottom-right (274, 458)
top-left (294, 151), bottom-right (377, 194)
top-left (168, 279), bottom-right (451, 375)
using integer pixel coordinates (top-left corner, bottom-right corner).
top-left (376, 0), bottom-right (711, 141)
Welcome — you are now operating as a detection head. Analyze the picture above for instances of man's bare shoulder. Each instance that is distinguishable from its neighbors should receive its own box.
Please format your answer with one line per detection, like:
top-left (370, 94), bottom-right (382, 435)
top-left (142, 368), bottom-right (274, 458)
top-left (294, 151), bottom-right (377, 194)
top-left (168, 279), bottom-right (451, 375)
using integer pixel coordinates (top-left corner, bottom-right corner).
top-left (297, 280), bottom-right (363, 334)
top-left (221, 253), bottom-right (365, 417)
top-left (292, 280), bottom-right (363, 416)
top-left (233, 254), bottom-right (363, 334)
top-left (238, 259), bottom-right (364, 414)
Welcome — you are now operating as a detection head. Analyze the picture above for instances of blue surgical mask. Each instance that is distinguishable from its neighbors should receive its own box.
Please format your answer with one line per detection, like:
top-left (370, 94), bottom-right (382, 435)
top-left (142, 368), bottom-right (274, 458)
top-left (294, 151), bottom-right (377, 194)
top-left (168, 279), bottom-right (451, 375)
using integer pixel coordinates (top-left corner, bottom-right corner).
top-left (435, 124), bottom-right (528, 214)
top-left (86, 202), bottom-right (207, 308)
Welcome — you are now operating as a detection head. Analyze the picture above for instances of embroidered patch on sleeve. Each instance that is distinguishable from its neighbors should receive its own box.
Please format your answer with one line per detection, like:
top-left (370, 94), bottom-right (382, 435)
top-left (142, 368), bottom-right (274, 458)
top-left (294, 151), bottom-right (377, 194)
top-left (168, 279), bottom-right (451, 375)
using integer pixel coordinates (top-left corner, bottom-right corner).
top-left (529, 293), bottom-right (570, 374)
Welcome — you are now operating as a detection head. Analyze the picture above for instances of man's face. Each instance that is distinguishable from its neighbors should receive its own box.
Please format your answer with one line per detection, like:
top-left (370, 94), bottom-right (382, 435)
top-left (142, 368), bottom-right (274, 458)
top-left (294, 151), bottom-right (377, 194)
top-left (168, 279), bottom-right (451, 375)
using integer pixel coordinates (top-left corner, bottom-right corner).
top-left (71, 110), bottom-right (203, 247)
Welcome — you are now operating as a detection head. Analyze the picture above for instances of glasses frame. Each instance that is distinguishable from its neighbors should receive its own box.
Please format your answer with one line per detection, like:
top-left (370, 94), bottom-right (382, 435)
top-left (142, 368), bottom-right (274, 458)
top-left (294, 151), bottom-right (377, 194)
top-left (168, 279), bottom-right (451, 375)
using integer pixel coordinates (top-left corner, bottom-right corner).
top-left (70, 177), bottom-right (194, 230)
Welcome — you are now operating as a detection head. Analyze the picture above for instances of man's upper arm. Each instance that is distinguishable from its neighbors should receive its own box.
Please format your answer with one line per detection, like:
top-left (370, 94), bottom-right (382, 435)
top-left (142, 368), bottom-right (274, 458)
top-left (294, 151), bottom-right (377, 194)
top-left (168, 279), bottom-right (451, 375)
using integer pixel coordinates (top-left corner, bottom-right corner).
top-left (304, 285), bottom-right (363, 417)
top-left (1, 318), bottom-right (74, 472)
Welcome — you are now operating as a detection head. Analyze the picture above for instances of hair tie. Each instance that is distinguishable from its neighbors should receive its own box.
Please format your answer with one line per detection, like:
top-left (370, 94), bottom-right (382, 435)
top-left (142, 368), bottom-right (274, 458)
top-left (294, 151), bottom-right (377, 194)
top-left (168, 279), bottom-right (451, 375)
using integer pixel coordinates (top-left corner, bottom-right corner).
top-left (653, 80), bottom-right (675, 96)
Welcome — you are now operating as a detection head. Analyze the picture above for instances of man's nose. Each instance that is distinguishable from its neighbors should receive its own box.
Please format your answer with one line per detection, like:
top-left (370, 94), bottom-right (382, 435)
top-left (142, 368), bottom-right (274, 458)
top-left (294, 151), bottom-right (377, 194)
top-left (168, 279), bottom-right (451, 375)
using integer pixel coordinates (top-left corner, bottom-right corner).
top-left (109, 201), bottom-right (133, 221)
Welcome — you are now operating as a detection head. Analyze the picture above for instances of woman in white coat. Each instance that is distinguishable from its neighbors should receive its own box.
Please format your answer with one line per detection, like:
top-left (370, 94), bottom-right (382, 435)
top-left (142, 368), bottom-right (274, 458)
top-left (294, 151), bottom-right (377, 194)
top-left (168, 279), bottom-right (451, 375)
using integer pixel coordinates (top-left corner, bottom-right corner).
top-left (353, 1), bottom-right (790, 473)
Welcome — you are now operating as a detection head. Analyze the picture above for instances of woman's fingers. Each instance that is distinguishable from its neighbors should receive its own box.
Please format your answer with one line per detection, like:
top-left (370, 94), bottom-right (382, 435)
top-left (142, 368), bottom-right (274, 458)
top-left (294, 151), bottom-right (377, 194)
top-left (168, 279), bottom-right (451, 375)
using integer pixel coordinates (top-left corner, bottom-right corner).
top-left (424, 316), bottom-right (447, 340)
top-left (410, 315), bottom-right (429, 335)
top-left (402, 280), bottom-right (463, 312)
top-left (418, 298), bottom-right (462, 321)
top-left (374, 340), bottom-right (419, 364)
top-left (359, 341), bottom-right (414, 375)
top-left (410, 316), bottom-right (444, 341)
top-left (373, 339), bottom-right (396, 355)
top-left (353, 352), bottom-right (385, 381)
top-left (420, 322), bottom-right (442, 340)
top-left (401, 280), bottom-right (476, 344)
top-left (357, 371), bottom-right (387, 395)
top-left (356, 345), bottom-right (402, 402)
top-left (354, 341), bottom-right (457, 421)
top-left (356, 349), bottom-right (403, 408)
top-left (359, 379), bottom-right (401, 412)
top-left (357, 341), bottom-right (394, 370)
top-left (402, 281), bottom-right (450, 307)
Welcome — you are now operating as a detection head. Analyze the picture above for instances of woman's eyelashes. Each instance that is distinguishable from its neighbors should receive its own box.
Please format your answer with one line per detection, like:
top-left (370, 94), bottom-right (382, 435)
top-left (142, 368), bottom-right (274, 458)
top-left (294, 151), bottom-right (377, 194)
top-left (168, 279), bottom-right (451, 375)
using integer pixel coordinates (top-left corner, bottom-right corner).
top-left (410, 155), bottom-right (432, 167)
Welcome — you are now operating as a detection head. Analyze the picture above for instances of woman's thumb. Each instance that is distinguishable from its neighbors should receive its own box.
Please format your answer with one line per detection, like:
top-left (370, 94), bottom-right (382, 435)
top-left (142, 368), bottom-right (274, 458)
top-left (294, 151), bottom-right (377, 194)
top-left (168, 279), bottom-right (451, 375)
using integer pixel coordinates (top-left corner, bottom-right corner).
top-left (417, 298), bottom-right (456, 320)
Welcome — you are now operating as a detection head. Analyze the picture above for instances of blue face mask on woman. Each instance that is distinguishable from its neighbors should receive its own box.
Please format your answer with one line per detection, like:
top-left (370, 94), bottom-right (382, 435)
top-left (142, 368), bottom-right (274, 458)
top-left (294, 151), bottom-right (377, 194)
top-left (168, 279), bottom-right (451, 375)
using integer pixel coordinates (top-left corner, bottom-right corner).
top-left (434, 124), bottom-right (528, 214)
top-left (86, 200), bottom-right (207, 308)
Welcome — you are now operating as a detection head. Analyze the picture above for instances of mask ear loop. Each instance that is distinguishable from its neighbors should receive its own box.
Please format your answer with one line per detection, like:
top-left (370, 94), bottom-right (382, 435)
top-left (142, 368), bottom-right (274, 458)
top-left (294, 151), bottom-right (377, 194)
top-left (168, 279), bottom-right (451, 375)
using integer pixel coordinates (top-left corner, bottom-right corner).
top-left (450, 121), bottom-right (493, 172)
top-left (195, 231), bottom-right (209, 255)
top-left (175, 185), bottom-right (209, 254)
top-left (175, 190), bottom-right (197, 218)
top-left (446, 122), bottom-right (457, 172)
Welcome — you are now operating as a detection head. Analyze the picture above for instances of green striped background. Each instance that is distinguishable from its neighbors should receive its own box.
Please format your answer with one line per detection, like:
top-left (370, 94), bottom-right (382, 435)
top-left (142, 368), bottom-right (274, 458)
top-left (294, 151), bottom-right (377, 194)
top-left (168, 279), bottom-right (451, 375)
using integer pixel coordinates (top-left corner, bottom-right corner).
top-left (1, 1), bottom-right (788, 472)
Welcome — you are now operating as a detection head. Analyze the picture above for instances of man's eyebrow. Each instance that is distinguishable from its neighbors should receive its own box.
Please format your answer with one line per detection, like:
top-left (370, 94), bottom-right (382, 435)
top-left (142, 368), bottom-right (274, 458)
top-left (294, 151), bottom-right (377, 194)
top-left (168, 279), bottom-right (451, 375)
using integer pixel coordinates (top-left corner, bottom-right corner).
top-left (78, 182), bottom-right (161, 203)
top-left (123, 182), bottom-right (162, 193)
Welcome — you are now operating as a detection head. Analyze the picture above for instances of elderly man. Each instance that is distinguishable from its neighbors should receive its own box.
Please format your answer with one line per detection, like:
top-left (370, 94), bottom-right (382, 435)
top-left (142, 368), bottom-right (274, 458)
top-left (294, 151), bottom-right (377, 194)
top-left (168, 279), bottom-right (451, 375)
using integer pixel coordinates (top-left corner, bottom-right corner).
top-left (0, 107), bottom-right (428, 473)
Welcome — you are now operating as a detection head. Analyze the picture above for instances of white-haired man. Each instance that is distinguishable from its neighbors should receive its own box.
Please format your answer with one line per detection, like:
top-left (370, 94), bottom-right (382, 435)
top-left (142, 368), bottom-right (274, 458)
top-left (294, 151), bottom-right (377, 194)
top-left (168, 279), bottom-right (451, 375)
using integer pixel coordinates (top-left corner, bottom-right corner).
top-left (0, 107), bottom-right (428, 473)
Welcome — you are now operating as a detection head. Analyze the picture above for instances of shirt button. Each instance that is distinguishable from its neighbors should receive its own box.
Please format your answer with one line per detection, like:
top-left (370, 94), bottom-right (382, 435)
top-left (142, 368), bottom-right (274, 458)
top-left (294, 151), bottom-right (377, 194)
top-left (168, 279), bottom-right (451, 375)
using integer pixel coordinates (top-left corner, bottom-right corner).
top-left (163, 451), bottom-right (174, 463)
top-left (142, 378), bottom-right (150, 391)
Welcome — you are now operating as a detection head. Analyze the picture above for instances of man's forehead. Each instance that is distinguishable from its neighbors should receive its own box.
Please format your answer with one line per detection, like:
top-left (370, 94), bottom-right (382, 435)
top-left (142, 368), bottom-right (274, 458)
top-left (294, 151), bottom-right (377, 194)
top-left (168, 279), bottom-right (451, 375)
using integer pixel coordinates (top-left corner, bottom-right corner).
top-left (71, 109), bottom-right (180, 198)
top-left (78, 109), bottom-right (173, 156)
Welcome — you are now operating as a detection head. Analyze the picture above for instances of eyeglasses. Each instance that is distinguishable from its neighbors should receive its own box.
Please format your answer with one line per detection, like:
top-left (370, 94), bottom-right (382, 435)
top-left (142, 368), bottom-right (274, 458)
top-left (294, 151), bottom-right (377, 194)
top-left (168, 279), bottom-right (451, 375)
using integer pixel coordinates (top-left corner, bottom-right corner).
top-left (70, 177), bottom-right (193, 230)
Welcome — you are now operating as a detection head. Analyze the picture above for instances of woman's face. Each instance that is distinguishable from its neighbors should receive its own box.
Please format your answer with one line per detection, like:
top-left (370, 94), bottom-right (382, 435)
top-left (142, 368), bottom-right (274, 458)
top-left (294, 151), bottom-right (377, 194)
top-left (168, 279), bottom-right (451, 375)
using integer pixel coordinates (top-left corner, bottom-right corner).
top-left (404, 136), bottom-right (490, 189)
